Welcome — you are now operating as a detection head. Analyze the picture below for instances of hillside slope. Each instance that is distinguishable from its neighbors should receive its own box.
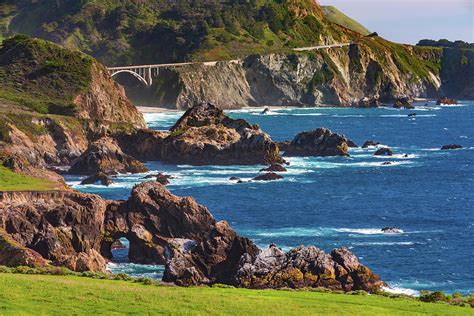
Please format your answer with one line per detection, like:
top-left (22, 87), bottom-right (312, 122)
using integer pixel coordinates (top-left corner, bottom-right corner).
top-left (0, 35), bottom-right (145, 188)
top-left (0, 273), bottom-right (471, 315)
top-left (322, 6), bottom-right (370, 36)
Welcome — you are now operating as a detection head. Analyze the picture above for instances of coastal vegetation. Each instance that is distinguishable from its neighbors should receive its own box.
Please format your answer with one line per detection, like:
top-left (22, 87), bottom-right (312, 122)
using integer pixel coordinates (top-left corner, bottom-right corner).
top-left (0, 166), bottom-right (55, 191)
top-left (0, 271), bottom-right (472, 315)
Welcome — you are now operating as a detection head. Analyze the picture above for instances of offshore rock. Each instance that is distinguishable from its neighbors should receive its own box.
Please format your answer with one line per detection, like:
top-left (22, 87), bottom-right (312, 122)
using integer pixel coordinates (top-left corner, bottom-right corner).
top-left (362, 140), bottom-right (380, 148)
top-left (357, 97), bottom-right (381, 108)
top-left (253, 172), bottom-right (284, 181)
top-left (283, 128), bottom-right (352, 157)
top-left (69, 137), bottom-right (148, 175)
top-left (159, 102), bottom-right (283, 165)
top-left (80, 172), bottom-right (113, 186)
top-left (374, 147), bottom-right (394, 156)
top-left (393, 97), bottom-right (415, 109)
top-left (260, 164), bottom-right (287, 172)
top-left (234, 244), bottom-right (385, 292)
top-left (441, 144), bottom-right (463, 150)
top-left (436, 97), bottom-right (457, 105)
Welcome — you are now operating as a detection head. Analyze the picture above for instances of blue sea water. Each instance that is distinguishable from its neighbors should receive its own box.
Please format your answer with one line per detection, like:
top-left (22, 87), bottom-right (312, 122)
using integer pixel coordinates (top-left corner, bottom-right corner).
top-left (66, 101), bottom-right (474, 294)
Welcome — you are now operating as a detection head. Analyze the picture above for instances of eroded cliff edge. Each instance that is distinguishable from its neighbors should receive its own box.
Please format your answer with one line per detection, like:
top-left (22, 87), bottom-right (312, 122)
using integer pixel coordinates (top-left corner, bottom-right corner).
top-left (0, 182), bottom-right (385, 292)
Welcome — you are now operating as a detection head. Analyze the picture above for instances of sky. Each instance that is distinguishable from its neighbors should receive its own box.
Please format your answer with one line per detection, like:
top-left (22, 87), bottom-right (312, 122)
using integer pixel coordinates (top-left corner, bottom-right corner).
top-left (319, 0), bottom-right (474, 44)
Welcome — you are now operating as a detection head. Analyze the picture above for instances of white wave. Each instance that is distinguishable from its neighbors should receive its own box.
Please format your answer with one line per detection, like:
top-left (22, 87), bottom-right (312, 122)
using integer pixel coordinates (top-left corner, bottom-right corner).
top-left (353, 241), bottom-right (415, 246)
top-left (382, 286), bottom-right (419, 297)
top-left (373, 153), bottom-right (418, 159)
top-left (335, 228), bottom-right (387, 235)
top-left (439, 103), bottom-right (466, 107)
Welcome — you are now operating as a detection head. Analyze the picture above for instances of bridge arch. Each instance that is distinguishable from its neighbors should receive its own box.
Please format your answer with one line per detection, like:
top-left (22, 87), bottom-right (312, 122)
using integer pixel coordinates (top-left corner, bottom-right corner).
top-left (110, 69), bottom-right (149, 86)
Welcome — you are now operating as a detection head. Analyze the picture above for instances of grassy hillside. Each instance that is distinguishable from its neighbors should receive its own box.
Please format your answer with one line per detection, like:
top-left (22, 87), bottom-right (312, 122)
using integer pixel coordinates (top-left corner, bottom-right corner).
top-left (0, 0), bottom-right (350, 65)
top-left (0, 166), bottom-right (55, 191)
top-left (0, 35), bottom-right (93, 115)
top-left (322, 6), bottom-right (370, 36)
top-left (0, 273), bottom-right (471, 315)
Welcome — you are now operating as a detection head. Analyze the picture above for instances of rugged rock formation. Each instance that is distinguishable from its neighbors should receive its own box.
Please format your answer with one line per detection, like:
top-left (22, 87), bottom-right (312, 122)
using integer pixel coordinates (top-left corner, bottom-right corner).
top-left (80, 172), bottom-right (113, 186)
top-left (441, 144), bottom-right (463, 150)
top-left (0, 190), bottom-right (108, 272)
top-left (69, 137), bottom-right (148, 175)
top-left (362, 140), bottom-right (380, 148)
top-left (357, 97), bottom-right (381, 108)
top-left (117, 103), bottom-right (283, 165)
top-left (381, 227), bottom-right (403, 234)
top-left (393, 97), bottom-right (415, 109)
top-left (374, 147), bottom-right (394, 156)
top-left (234, 244), bottom-right (385, 292)
top-left (253, 173), bottom-right (284, 181)
top-left (0, 182), bottom-right (385, 292)
top-left (436, 97), bottom-right (458, 105)
top-left (283, 128), bottom-right (353, 157)
top-left (260, 164), bottom-right (287, 172)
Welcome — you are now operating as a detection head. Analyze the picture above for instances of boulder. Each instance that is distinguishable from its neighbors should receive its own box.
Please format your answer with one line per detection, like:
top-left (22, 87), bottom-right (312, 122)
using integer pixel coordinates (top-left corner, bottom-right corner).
top-left (69, 137), bottom-right (148, 175)
top-left (441, 144), bottom-right (463, 150)
top-left (253, 172), bottom-right (284, 181)
top-left (260, 164), bottom-right (287, 172)
top-left (408, 113), bottom-right (417, 117)
top-left (374, 147), bottom-right (393, 156)
top-left (362, 140), bottom-right (380, 148)
top-left (381, 161), bottom-right (392, 165)
top-left (357, 97), bottom-right (380, 108)
top-left (156, 173), bottom-right (172, 185)
top-left (393, 97), bottom-right (415, 109)
top-left (229, 177), bottom-right (241, 181)
top-left (80, 172), bottom-right (113, 186)
top-left (234, 245), bottom-right (385, 292)
top-left (436, 97), bottom-right (457, 105)
top-left (283, 128), bottom-right (353, 157)
top-left (159, 102), bottom-right (284, 165)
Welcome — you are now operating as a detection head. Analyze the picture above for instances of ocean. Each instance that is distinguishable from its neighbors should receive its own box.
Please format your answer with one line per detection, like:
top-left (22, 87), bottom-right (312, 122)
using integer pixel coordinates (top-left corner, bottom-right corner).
top-left (65, 101), bottom-right (474, 294)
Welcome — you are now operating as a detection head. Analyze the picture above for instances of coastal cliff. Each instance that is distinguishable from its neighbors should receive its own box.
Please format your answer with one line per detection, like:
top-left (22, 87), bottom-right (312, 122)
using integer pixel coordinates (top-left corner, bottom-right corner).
top-left (130, 40), bottom-right (445, 109)
top-left (0, 36), bottom-right (146, 187)
top-left (0, 182), bottom-right (385, 292)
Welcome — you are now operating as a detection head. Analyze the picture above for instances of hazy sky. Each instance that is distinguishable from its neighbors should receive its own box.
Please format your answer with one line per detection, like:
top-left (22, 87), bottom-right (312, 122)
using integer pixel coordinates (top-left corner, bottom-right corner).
top-left (319, 0), bottom-right (474, 44)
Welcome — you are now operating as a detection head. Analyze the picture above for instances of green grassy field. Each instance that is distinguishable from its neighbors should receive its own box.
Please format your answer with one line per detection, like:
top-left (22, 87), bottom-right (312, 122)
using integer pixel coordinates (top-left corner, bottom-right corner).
top-left (0, 166), bottom-right (55, 191)
top-left (0, 274), bottom-right (471, 315)
top-left (322, 6), bottom-right (371, 36)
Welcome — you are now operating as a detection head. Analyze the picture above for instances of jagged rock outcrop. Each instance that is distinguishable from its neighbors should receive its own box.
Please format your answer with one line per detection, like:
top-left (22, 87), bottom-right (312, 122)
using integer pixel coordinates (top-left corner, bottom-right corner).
top-left (362, 140), bottom-right (380, 148)
top-left (234, 244), bottom-right (385, 292)
top-left (283, 128), bottom-right (353, 157)
top-left (80, 172), bottom-right (113, 186)
top-left (119, 102), bottom-right (283, 165)
top-left (260, 164), bottom-right (287, 172)
top-left (0, 190), bottom-right (109, 272)
top-left (69, 137), bottom-right (148, 175)
top-left (374, 147), bottom-right (394, 156)
top-left (393, 97), bottom-right (415, 109)
top-left (0, 182), bottom-right (385, 292)
top-left (436, 97), bottom-right (458, 105)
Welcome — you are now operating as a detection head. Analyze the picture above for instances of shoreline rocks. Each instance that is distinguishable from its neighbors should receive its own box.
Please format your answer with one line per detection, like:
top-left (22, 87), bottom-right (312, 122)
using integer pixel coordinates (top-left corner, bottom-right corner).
top-left (362, 140), bottom-right (380, 148)
top-left (282, 128), bottom-right (353, 157)
top-left (69, 137), bottom-right (148, 175)
top-left (436, 97), bottom-right (457, 105)
top-left (393, 97), bottom-right (415, 109)
top-left (0, 183), bottom-right (385, 292)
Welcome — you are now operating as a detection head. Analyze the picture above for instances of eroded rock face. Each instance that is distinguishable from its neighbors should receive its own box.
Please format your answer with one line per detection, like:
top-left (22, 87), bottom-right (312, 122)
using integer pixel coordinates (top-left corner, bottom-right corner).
top-left (80, 172), bottom-right (113, 186)
top-left (69, 137), bottom-right (148, 175)
top-left (0, 183), bottom-right (385, 292)
top-left (374, 147), bottom-right (394, 156)
top-left (283, 128), bottom-right (353, 157)
top-left (0, 190), bottom-right (108, 272)
top-left (234, 244), bottom-right (385, 292)
top-left (436, 97), bottom-right (457, 105)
